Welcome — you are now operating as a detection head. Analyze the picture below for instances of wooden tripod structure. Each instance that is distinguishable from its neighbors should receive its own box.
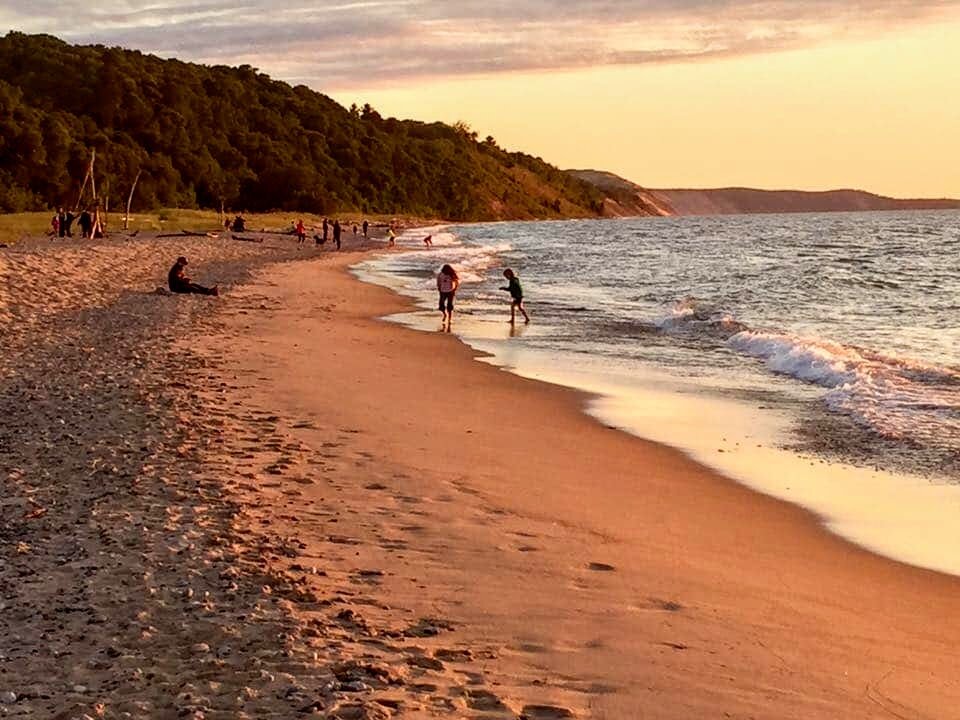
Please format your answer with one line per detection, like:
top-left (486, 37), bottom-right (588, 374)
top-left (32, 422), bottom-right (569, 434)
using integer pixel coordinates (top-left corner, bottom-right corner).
top-left (74, 149), bottom-right (104, 237)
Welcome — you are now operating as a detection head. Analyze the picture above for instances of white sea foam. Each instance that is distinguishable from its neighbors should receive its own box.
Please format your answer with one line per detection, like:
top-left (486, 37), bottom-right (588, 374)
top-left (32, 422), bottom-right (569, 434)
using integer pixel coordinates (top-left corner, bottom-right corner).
top-left (729, 329), bottom-right (960, 449)
top-left (654, 298), bottom-right (744, 335)
top-left (728, 331), bottom-right (857, 388)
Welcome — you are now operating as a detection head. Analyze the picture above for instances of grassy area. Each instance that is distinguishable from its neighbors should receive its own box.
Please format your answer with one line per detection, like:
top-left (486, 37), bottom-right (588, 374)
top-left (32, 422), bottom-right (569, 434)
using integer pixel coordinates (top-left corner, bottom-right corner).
top-left (0, 209), bottom-right (444, 245)
top-left (0, 212), bottom-right (52, 243)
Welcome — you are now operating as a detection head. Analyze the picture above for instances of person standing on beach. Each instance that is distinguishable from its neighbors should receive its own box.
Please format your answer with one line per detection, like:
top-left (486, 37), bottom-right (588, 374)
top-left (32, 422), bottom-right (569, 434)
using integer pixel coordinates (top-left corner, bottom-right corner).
top-left (295, 218), bottom-right (306, 245)
top-left (362, 219), bottom-right (369, 238)
top-left (423, 235), bottom-right (433, 247)
top-left (437, 264), bottom-right (460, 325)
top-left (167, 256), bottom-right (219, 296)
top-left (62, 209), bottom-right (75, 238)
top-left (333, 219), bottom-right (342, 250)
top-left (387, 227), bottom-right (396, 247)
top-left (78, 208), bottom-right (93, 239)
top-left (500, 268), bottom-right (530, 324)
top-left (322, 218), bottom-right (329, 244)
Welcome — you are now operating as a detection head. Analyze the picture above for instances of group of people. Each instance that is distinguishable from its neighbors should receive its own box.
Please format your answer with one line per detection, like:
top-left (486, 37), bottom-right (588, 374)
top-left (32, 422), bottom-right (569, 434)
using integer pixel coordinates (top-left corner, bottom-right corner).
top-left (51, 207), bottom-right (100, 239)
top-left (436, 265), bottom-right (529, 326)
top-left (293, 217), bottom-right (371, 250)
top-left (165, 219), bottom-right (531, 329)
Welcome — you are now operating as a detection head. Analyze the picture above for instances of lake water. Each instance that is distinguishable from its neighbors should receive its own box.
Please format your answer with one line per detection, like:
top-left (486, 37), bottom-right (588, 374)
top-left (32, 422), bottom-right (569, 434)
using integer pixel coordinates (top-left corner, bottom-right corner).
top-left (356, 211), bottom-right (960, 574)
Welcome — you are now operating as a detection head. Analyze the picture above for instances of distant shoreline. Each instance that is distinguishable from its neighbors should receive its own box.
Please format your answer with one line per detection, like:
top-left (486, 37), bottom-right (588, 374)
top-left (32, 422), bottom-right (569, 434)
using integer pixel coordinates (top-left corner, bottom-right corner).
top-left (570, 169), bottom-right (960, 217)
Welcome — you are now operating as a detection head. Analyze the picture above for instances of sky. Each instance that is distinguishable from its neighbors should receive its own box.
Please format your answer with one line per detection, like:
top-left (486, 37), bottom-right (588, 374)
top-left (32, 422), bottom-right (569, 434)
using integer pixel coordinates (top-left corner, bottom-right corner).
top-left (4, 1), bottom-right (959, 197)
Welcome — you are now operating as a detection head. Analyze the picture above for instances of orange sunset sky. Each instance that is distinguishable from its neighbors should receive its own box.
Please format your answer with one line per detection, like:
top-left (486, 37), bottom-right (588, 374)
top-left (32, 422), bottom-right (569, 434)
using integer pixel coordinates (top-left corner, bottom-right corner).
top-left (331, 19), bottom-right (960, 199)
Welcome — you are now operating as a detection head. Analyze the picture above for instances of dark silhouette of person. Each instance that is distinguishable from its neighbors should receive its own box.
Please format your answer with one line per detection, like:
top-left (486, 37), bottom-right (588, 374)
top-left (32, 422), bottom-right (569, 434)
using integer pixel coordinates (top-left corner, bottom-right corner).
top-left (322, 218), bottom-right (329, 243)
top-left (78, 209), bottom-right (93, 238)
top-left (362, 219), bottom-right (369, 238)
top-left (333, 219), bottom-right (342, 250)
top-left (58, 209), bottom-right (74, 238)
top-left (168, 256), bottom-right (219, 296)
top-left (232, 214), bottom-right (245, 232)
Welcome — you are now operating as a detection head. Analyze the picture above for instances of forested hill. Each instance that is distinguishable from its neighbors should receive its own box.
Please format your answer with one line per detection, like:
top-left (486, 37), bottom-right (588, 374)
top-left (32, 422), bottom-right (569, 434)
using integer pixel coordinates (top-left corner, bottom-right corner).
top-left (0, 32), bottom-right (604, 219)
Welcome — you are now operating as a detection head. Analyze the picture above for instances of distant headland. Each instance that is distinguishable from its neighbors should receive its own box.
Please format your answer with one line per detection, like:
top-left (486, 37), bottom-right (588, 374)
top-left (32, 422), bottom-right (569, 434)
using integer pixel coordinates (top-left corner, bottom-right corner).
top-left (569, 170), bottom-right (960, 217)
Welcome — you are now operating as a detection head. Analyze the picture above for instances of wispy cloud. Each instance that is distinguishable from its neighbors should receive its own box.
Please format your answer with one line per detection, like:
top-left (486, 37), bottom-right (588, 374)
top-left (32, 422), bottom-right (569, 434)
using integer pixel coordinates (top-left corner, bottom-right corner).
top-left (2, 0), bottom-right (957, 88)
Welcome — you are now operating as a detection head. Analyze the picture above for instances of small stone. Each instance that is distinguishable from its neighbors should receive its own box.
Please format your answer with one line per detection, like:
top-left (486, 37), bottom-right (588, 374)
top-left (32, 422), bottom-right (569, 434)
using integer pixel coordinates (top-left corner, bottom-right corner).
top-left (72, 684), bottom-right (88, 693)
top-left (0, 691), bottom-right (17, 704)
top-left (191, 643), bottom-right (211, 654)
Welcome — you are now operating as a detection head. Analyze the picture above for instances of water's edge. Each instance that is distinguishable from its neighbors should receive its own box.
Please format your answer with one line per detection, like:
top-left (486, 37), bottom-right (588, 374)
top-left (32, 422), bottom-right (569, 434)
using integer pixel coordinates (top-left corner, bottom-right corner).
top-left (351, 228), bottom-right (960, 578)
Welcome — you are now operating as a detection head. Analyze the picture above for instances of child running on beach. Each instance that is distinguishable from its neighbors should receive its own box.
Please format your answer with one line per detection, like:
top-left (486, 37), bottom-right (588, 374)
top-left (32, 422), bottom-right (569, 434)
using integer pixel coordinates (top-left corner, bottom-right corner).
top-left (437, 264), bottom-right (460, 325)
top-left (500, 268), bottom-right (530, 324)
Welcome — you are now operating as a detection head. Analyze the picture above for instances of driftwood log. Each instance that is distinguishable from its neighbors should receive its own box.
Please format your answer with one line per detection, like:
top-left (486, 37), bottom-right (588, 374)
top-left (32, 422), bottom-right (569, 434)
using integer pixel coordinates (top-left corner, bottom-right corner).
top-left (157, 230), bottom-right (221, 238)
top-left (231, 234), bottom-right (264, 243)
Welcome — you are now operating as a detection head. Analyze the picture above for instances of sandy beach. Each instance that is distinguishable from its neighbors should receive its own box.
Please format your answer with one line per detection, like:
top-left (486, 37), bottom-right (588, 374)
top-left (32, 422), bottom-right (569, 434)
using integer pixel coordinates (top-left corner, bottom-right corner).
top-left (3, 231), bottom-right (960, 719)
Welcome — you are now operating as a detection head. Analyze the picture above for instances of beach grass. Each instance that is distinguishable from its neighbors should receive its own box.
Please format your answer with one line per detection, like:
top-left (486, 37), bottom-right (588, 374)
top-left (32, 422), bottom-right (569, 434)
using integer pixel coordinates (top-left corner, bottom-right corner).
top-left (0, 209), bottom-right (438, 245)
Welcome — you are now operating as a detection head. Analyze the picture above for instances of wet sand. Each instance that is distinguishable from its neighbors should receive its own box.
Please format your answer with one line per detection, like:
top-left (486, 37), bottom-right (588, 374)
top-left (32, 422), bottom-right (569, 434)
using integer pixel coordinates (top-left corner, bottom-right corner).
top-left (2, 233), bottom-right (960, 719)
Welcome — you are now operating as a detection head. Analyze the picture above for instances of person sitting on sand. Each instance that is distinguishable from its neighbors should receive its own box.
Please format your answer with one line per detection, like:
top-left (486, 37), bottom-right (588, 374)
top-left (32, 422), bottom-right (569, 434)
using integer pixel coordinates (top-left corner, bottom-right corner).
top-left (500, 268), bottom-right (530, 324)
top-left (168, 256), bottom-right (219, 296)
top-left (232, 214), bottom-right (245, 232)
top-left (437, 264), bottom-right (460, 325)
top-left (423, 235), bottom-right (433, 247)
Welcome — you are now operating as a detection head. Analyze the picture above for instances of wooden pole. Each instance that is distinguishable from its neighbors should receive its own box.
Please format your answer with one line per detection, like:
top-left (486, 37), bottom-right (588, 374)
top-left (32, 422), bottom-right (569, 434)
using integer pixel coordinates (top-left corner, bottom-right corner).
top-left (89, 149), bottom-right (97, 205)
top-left (124, 170), bottom-right (142, 230)
top-left (74, 149), bottom-right (96, 212)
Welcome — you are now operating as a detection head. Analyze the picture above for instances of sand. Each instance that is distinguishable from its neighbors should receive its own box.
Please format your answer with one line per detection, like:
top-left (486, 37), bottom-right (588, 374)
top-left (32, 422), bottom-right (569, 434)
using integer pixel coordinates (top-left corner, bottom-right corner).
top-left (2, 230), bottom-right (960, 719)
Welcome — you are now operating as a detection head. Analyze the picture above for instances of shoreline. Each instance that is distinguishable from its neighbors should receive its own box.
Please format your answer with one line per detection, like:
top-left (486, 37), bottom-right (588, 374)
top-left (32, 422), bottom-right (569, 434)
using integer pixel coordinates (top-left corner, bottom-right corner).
top-left (216, 251), bottom-right (960, 717)
top-left (356, 228), bottom-right (960, 578)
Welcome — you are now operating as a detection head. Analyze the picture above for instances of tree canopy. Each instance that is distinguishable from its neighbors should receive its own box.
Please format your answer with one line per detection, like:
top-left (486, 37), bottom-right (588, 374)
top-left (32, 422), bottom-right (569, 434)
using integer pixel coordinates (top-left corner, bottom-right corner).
top-left (0, 32), bottom-right (604, 220)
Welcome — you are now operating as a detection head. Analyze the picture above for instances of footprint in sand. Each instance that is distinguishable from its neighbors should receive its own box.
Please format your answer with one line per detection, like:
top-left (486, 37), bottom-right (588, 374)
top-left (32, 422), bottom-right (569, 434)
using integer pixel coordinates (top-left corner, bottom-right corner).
top-left (586, 562), bottom-right (615, 572)
top-left (629, 598), bottom-right (684, 613)
top-left (460, 687), bottom-right (507, 711)
top-left (434, 648), bottom-right (473, 663)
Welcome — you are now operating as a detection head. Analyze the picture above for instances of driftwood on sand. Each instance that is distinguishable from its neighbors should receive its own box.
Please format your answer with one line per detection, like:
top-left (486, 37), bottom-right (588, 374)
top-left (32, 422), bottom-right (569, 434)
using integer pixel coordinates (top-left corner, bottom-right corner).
top-left (231, 234), bottom-right (264, 243)
top-left (157, 230), bottom-right (221, 239)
